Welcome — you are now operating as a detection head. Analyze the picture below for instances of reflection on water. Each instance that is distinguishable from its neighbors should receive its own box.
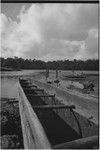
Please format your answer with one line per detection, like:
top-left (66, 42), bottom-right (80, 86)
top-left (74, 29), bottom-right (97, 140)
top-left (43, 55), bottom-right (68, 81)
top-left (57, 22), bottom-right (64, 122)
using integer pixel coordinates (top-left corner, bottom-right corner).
top-left (1, 70), bottom-right (43, 98)
top-left (1, 70), bottom-right (43, 78)
top-left (1, 78), bottom-right (18, 98)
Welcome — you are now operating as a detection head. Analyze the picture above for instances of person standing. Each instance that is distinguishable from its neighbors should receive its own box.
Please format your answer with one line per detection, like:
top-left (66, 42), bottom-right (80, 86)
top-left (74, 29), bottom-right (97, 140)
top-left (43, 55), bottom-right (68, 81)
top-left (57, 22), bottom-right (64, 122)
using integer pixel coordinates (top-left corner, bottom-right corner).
top-left (56, 69), bottom-right (58, 79)
top-left (46, 69), bottom-right (49, 81)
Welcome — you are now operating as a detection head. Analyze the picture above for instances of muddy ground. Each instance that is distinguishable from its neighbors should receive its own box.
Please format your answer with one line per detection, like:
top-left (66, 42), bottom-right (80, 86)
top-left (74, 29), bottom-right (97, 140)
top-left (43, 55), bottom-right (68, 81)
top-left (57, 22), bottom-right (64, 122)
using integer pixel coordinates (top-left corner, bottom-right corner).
top-left (0, 98), bottom-right (24, 149)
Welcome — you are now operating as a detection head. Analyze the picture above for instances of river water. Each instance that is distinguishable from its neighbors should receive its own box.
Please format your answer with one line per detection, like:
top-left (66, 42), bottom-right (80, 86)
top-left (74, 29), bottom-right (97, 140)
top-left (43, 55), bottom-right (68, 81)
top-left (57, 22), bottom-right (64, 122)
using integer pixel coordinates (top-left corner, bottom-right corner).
top-left (1, 70), bottom-right (98, 99)
top-left (1, 70), bottom-right (43, 98)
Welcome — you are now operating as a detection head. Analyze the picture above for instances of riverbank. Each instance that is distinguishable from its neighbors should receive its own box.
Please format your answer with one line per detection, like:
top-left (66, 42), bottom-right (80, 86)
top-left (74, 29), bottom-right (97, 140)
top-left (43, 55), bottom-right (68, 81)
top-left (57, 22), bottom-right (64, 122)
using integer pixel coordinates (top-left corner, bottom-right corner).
top-left (32, 70), bottom-right (99, 98)
top-left (1, 67), bottom-right (21, 71)
top-left (0, 98), bottom-right (23, 149)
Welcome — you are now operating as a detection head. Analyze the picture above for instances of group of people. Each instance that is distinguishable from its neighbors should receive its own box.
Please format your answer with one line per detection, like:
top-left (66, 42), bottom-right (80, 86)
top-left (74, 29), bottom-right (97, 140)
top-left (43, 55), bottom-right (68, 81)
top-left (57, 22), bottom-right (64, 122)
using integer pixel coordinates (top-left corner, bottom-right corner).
top-left (45, 69), bottom-right (59, 80)
top-left (45, 69), bottom-right (49, 80)
top-left (45, 70), bottom-right (95, 92)
top-left (45, 69), bottom-right (60, 86)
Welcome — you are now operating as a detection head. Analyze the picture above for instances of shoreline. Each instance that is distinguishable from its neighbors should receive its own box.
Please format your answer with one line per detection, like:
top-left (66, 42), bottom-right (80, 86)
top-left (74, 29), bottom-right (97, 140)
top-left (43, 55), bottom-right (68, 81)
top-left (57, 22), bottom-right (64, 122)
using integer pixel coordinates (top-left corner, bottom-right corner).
top-left (32, 70), bottom-right (99, 98)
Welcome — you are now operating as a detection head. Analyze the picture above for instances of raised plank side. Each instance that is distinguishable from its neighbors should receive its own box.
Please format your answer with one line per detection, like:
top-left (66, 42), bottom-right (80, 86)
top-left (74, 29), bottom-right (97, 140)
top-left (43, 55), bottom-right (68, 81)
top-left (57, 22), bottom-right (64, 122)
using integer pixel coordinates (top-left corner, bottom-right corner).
top-left (18, 81), bottom-right (52, 149)
top-left (33, 105), bottom-right (75, 109)
top-left (19, 96), bottom-right (36, 149)
top-left (53, 135), bottom-right (98, 149)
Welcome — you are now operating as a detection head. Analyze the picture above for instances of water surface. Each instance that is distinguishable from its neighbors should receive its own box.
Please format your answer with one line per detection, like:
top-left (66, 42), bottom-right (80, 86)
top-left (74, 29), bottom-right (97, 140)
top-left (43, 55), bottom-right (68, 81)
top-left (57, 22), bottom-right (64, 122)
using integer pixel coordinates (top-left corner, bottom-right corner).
top-left (1, 70), bottom-right (43, 98)
top-left (1, 70), bottom-right (98, 98)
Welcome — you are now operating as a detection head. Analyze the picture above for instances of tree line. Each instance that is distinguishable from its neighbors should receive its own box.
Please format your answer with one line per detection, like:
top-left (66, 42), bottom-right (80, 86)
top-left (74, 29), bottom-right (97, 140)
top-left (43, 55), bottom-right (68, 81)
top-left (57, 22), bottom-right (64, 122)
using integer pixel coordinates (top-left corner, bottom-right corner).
top-left (0, 57), bottom-right (99, 71)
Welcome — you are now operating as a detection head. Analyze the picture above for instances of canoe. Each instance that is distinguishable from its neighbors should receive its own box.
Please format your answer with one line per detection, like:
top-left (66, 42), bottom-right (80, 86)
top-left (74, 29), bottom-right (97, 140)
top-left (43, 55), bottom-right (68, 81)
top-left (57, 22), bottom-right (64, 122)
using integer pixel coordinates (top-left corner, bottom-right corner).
top-left (18, 78), bottom-right (98, 149)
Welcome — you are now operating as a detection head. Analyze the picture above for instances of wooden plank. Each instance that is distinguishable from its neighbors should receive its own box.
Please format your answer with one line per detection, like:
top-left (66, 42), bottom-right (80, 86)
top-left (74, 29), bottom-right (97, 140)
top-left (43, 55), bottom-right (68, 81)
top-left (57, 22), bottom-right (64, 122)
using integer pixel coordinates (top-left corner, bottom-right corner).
top-left (22, 85), bottom-right (37, 88)
top-left (1, 99), bottom-right (18, 103)
top-left (22, 87), bottom-right (35, 89)
top-left (32, 89), bottom-right (44, 92)
top-left (23, 88), bottom-right (44, 92)
top-left (18, 81), bottom-right (52, 149)
top-left (19, 95), bottom-right (36, 149)
top-left (1, 98), bottom-right (15, 101)
top-left (27, 94), bottom-right (55, 97)
top-left (53, 136), bottom-right (98, 149)
top-left (8, 100), bottom-right (18, 103)
top-left (33, 105), bottom-right (75, 110)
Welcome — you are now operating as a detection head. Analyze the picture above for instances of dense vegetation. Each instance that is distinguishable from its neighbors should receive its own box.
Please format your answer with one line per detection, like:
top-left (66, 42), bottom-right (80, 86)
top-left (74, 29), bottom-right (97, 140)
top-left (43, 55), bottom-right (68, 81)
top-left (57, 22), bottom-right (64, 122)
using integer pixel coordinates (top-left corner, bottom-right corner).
top-left (0, 57), bottom-right (99, 71)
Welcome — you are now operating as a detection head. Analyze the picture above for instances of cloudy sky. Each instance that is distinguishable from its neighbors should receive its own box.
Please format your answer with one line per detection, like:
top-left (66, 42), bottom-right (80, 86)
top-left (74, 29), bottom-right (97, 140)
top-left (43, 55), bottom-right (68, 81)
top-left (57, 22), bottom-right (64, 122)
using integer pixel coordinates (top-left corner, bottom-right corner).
top-left (1, 3), bottom-right (98, 61)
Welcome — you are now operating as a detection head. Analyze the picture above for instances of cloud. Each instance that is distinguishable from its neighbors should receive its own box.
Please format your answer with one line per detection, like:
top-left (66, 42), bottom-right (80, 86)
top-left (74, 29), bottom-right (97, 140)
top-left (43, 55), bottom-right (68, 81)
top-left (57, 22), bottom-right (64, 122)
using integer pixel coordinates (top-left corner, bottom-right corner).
top-left (75, 29), bottom-right (98, 60)
top-left (1, 4), bottom-right (98, 60)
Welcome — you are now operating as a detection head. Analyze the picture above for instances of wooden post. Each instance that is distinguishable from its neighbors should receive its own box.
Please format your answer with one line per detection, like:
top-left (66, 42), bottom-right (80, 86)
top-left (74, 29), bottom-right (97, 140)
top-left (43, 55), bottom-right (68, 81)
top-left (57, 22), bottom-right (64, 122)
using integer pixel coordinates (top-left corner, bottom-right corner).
top-left (53, 136), bottom-right (98, 149)
top-left (33, 105), bottom-right (75, 110)
top-left (32, 89), bottom-right (44, 92)
top-left (27, 94), bottom-right (55, 98)
top-left (23, 88), bottom-right (44, 92)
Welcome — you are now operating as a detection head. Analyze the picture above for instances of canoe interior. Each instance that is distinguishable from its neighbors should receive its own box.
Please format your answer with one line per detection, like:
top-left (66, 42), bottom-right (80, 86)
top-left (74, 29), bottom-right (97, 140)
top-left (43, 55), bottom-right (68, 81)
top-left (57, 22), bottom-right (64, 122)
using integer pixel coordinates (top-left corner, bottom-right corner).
top-left (19, 79), bottom-right (98, 148)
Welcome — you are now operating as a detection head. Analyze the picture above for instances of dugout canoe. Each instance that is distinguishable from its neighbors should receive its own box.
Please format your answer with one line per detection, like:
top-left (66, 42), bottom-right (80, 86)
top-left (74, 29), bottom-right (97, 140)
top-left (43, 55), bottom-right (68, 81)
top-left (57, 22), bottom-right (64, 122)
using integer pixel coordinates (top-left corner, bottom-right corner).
top-left (18, 78), bottom-right (99, 149)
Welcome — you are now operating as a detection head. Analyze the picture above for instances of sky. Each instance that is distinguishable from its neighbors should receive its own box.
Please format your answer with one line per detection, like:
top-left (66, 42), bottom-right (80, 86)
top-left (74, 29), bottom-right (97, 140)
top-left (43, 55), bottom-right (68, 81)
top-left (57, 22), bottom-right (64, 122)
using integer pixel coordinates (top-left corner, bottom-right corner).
top-left (1, 3), bottom-right (99, 61)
